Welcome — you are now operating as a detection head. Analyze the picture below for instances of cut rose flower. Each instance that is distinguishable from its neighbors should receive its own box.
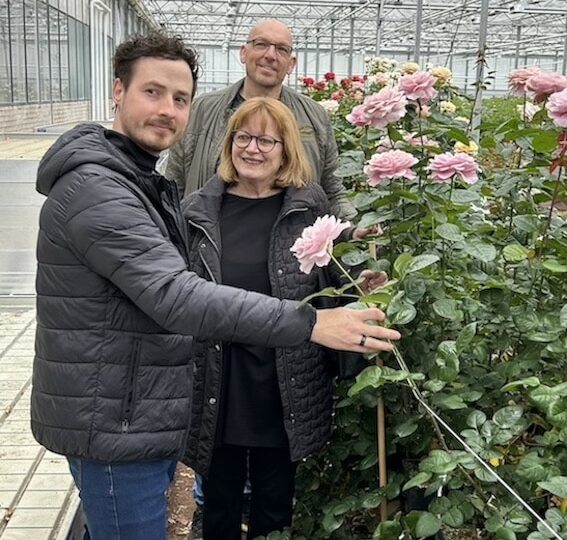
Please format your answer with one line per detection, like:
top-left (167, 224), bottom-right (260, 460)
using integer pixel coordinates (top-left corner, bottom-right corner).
top-left (364, 149), bottom-right (418, 186)
top-left (399, 71), bottom-right (438, 102)
top-left (290, 215), bottom-right (351, 274)
top-left (429, 152), bottom-right (480, 184)
top-left (346, 104), bottom-right (370, 127)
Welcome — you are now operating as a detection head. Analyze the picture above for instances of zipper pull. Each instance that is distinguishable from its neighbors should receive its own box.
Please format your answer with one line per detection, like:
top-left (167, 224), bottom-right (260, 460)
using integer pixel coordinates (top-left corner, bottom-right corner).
top-left (121, 419), bottom-right (129, 433)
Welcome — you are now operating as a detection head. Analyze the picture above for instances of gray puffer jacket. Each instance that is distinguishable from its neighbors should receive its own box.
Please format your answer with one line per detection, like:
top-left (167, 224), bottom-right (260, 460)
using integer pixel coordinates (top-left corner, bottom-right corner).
top-left (32, 124), bottom-right (316, 463)
top-left (183, 176), bottom-right (334, 475)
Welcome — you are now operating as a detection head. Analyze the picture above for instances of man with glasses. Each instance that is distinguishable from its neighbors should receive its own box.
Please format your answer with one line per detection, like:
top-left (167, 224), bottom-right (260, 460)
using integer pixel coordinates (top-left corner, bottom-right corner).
top-left (166, 18), bottom-right (357, 222)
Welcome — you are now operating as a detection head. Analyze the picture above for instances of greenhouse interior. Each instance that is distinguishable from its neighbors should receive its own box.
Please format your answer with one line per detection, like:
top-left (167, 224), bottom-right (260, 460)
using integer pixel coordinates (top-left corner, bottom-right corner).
top-left (0, 1), bottom-right (566, 540)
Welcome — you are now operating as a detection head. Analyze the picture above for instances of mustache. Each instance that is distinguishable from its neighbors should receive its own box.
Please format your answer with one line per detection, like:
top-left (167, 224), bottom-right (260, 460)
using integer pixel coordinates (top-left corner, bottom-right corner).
top-left (147, 119), bottom-right (176, 131)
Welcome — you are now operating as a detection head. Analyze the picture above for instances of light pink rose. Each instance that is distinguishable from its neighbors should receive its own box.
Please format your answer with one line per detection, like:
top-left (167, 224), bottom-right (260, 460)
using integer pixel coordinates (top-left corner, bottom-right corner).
top-left (346, 104), bottom-right (370, 127)
top-left (546, 88), bottom-right (567, 127)
top-left (526, 72), bottom-right (567, 102)
top-left (364, 150), bottom-right (418, 186)
top-left (362, 87), bottom-right (408, 129)
top-left (508, 66), bottom-right (542, 95)
top-left (419, 104), bottom-right (431, 118)
top-left (429, 152), bottom-right (480, 184)
top-left (399, 72), bottom-right (438, 102)
top-left (290, 215), bottom-right (351, 274)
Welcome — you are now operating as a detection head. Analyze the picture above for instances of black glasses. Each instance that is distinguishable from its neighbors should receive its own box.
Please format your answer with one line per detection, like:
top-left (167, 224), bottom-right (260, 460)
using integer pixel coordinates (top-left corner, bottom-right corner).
top-left (232, 130), bottom-right (283, 153)
top-left (246, 39), bottom-right (293, 58)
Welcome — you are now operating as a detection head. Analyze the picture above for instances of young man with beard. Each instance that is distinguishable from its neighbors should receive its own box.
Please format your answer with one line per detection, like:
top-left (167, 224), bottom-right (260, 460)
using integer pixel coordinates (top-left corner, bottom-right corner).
top-left (31, 32), bottom-right (400, 539)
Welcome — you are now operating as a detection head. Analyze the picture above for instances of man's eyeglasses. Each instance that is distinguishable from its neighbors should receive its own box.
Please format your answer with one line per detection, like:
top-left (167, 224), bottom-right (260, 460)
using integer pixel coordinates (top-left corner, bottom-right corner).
top-left (232, 130), bottom-right (283, 153)
top-left (246, 39), bottom-right (293, 58)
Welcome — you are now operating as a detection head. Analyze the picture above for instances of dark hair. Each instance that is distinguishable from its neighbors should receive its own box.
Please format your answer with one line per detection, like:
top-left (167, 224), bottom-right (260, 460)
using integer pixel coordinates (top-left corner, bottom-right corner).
top-left (113, 31), bottom-right (200, 97)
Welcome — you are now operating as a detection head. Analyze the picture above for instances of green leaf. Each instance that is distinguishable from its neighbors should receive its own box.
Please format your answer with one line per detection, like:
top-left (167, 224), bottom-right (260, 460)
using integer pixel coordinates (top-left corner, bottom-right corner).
top-left (358, 211), bottom-right (383, 229)
top-left (341, 249), bottom-right (371, 266)
top-left (451, 189), bottom-right (481, 204)
top-left (516, 452), bottom-right (548, 482)
top-left (402, 472), bottom-right (432, 491)
top-left (361, 491), bottom-right (383, 509)
top-left (542, 260), bottom-right (567, 273)
top-left (467, 410), bottom-right (487, 428)
top-left (456, 322), bottom-right (477, 353)
top-left (407, 254), bottom-right (440, 274)
top-left (432, 299), bottom-right (463, 321)
top-left (322, 511), bottom-right (344, 533)
top-left (387, 124), bottom-right (404, 142)
top-left (436, 223), bottom-right (464, 242)
top-left (395, 418), bottom-right (418, 438)
top-left (447, 127), bottom-right (470, 145)
top-left (415, 512), bottom-right (441, 538)
top-left (560, 305), bottom-right (567, 329)
top-left (503, 244), bottom-right (529, 263)
top-left (387, 300), bottom-right (417, 325)
top-left (531, 130), bottom-right (560, 153)
top-left (348, 366), bottom-right (384, 397)
top-left (494, 527), bottom-right (517, 540)
top-left (501, 377), bottom-right (541, 392)
top-left (493, 405), bottom-right (523, 428)
top-left (442, 507), bottom-right (464, 528)
top-left (464, 241), bottom-right (497, 262)
top-left (403, 276), bottom-right (427, 303)
top-left (513, 214), bottom-right (540, 233)
top-left (485, 514), bottom-right (505, 532)
top-left (419, 450), bottom-right (457, 474)
top-left (373, 520), bottom-right (403, 540)
top-left (537, 476), bottom-right (567, 498)
top-left (394, 253), bottom-right (413, 278)
top-left (436, 394), bottom-right (467, 409)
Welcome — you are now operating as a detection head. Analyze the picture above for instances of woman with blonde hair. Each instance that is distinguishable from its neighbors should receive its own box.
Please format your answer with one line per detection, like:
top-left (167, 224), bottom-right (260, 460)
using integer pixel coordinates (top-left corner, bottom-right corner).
top-left (182, 97), bottom-right (382, 539)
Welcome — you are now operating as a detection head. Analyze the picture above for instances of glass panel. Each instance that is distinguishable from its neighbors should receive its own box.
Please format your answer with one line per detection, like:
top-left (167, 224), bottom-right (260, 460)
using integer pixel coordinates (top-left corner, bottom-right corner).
top-left (49, 6), bottom-right (60, 101)
top-left (59, 12), bottom-right (68, 99)
top-left (0, 0), bottom-right (12, 103)
top-left (25, 0), bottom-right (39, 102)
top-left (10, 0), bottom-right (25, 102)
top-left (38, 0), bottom-right (50, 102)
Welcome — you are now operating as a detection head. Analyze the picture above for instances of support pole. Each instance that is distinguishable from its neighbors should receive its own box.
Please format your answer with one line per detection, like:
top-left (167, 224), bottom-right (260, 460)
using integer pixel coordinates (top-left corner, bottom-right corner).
top-left (375, 0), bottom-right (385, 57)
top-left (471, 0), bottom-right (490, 138)
top-left (514, 24), bottom-right (521, 68)
top-left (414, 0), bottom-right (423, 63)
top-left (348, 7), bottom-right (354, 76)
top-left (330, 20), bottom-right (335, 72)
top-left (315, 28), bottom-right (320, 80)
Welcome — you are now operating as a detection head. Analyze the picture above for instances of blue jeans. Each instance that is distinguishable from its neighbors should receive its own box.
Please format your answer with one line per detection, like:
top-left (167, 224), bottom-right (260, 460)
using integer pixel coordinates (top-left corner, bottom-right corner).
top-left (67, 457), bottom-right (177, 540)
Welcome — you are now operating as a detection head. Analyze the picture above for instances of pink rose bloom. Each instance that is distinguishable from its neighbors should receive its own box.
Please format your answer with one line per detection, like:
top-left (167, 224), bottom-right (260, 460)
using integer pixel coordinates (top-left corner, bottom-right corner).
top-left (331, 90), bottom-right (344, 101)
top-left (419, 104), bottom-right (431, 118)
top-left (290, 215), bottom-right (351, 274)
top-left (363, 87), bottom-right (408, 129)
top-left (364, 150), bottom-right (418, 186)
top-left (324, 71), bottom-right (336, 81)
top-left (508, 66), bottom-right (541, 95)
top-left (399, 72), bottom-right (438, 102)
top-left (351, 80), bottom-right (365, 90)
top-left (547, 88), bottom-right (567, 127)
top-left (351, 89), bottom-right (365, 102)
top-left (404, 133), bottom-right (440, 148)
top-left (526, 72), bottom-right (567, 102)
top-left (346, 104), bottom-right (370, 127)
top-left (429, 152), bottom-right (480, 184)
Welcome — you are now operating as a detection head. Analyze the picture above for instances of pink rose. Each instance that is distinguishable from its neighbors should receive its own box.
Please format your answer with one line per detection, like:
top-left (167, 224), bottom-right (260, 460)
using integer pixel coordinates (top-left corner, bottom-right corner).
top-left (363, 87), bottom-right (408, 129)
top-left (331, 90), bottom-right (345, 101)
top-left (547, 88), bottom-right (567, 128)
top-left (429, 152), bottom-right (480, 184)
top-left (290, 215), bottom-right (351, 274)
top-left (508, 66), bottom-right (542, 95)
top-left (364, 150), bottom-right (418, 186)
top-left (324, 71), bottom-right (336, 81)
top-left (302, 77), bottom-right (315, 86)
top-left (526, 72), bottom-right (567, 103)
top-left (399, 72), bottom-right (438, 102)
top-left (419, 104), bottom-right (431, 118)
top-left (346, 104), bottom-right (370, 127)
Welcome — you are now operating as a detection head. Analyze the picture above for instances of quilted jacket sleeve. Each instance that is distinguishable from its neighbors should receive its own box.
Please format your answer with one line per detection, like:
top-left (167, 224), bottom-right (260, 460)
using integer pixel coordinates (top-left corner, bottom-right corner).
top-left (65, 173), bottom-right (315, 347)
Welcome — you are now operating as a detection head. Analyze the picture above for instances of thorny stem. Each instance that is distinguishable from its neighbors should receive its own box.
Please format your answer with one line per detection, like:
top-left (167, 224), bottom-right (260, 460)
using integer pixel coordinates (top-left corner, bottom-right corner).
top-left (537, 165), bottom-right (563, 259)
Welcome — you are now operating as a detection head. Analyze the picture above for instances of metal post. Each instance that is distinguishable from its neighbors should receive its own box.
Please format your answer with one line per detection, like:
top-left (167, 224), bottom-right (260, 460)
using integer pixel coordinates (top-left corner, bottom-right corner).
top-left (375, 0), bottom-right (385, 57)
top-left (472, 0), bottom-right (490, 137)
top-left (514, 25), bottom-right (521, 68)
top-left (330, 20), bottom-right (335, 73)
top-left (303, 31), bottom-right (309, 76)
top-left (414, 0), bottom-right (423, 63)
top-left (563, 15), bottom-right (567, 75)
top-left (348, 7), bottom-right (354, 76)
top-left (315, 28), bottom-right (320, 80)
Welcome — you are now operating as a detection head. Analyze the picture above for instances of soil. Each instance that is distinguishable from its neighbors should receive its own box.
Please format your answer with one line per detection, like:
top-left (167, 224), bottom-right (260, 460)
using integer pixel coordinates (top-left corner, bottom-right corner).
top-left (167, 463), bottom-right (197, 540)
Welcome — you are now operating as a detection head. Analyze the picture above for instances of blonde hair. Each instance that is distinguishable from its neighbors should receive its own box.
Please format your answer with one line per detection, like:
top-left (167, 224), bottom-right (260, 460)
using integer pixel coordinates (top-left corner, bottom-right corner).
top-left (218, 97), bottom-right (313, 188)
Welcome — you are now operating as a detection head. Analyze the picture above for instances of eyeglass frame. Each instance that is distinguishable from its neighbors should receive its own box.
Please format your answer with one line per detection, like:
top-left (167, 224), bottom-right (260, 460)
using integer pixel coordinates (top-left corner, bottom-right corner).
top-left (231, 130), bottom-right (283, 153)
top-left (245, 39), bottom-right (293, 58)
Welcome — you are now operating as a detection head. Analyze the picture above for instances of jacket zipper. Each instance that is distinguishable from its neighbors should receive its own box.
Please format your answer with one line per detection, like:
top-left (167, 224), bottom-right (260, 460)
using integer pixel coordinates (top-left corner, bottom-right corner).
top-left (269, 206), bottom-right (308, 430)
top-left (121, 339), bottom-right (142, 433)
top-left (187, 220), bottom-right (220, 283)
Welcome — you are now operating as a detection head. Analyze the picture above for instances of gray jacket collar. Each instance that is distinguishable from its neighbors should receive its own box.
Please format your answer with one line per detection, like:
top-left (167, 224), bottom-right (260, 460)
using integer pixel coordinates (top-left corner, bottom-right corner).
top-left (220, 78), bottom-right (298, 110)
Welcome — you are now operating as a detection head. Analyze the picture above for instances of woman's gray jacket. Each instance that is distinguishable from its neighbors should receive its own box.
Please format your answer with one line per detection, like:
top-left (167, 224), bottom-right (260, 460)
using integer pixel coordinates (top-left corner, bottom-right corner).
top-left (31, 124), bottom-right (316, 463)
top-left (183, 175), bottom-right (334, 476)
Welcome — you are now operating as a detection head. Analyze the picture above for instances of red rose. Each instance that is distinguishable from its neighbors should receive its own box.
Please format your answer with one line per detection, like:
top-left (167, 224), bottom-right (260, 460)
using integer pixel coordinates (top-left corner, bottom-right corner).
top-left (324, 71), bottom-right (336, 81)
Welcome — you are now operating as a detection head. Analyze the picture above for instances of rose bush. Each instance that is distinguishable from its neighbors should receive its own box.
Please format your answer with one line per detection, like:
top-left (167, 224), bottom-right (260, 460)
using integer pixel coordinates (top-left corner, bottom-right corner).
top-left (262, 59), bottom-right (567, 540)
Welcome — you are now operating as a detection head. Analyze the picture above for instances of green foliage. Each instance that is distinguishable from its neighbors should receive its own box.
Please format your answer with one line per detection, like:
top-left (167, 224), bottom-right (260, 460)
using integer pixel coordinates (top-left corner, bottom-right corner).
top-left (286, 60), bottom-right (567, 539)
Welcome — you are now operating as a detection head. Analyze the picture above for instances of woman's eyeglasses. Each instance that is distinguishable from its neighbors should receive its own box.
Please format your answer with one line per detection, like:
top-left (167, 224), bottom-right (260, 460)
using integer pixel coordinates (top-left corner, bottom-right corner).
top-left (232, 130), bottom-right (282, 153)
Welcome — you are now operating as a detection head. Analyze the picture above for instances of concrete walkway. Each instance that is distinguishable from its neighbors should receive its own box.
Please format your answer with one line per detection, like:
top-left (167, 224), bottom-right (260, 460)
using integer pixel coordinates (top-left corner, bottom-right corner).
top-left (0, 133), bottom-right (78, 539)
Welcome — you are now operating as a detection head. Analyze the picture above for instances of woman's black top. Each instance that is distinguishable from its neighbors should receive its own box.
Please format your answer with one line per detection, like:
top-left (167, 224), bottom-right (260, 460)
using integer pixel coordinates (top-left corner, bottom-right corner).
top-left (217, 190), bottom-right (288, 448)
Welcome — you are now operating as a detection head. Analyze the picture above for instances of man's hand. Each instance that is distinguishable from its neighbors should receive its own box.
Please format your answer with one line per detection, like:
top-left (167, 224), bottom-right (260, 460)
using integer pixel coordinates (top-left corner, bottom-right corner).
top-left (359, 270), bottom-right (388, 294)
top-left (311, 307), bottom-right (401, 353)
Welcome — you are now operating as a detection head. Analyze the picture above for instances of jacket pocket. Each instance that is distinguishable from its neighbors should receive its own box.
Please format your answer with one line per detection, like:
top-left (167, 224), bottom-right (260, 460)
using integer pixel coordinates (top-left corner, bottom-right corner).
top-left (121, 339), bottom-right (142, 433)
